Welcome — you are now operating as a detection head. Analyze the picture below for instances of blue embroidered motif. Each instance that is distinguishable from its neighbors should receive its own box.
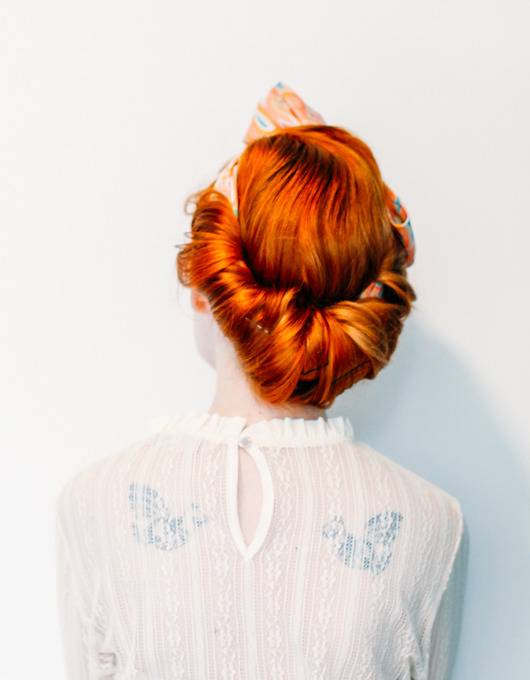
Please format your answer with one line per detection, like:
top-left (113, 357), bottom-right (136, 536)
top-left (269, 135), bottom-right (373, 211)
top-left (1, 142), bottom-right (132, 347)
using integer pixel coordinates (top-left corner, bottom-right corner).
top-left (128, 483), bottom-right (208, 551)
top-left (322, 511), bottom-right (403, 575)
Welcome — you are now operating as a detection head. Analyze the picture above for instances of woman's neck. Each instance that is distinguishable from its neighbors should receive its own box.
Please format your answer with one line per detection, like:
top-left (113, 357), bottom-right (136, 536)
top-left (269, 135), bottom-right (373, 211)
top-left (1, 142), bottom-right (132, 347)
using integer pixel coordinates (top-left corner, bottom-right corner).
top-left (207, 323), bottom-right (327, 427)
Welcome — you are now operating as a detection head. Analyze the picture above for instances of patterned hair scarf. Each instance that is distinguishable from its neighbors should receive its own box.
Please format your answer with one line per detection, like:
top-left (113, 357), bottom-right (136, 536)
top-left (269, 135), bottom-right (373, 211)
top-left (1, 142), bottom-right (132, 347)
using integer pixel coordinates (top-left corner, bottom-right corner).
top-left (213, 82), bottom-right (415, 300)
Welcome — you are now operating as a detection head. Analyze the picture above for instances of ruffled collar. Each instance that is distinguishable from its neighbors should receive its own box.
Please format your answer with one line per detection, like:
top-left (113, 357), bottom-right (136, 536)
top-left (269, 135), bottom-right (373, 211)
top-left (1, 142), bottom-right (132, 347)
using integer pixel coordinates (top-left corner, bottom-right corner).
top-left (161, 410), bottom-right (355, 446)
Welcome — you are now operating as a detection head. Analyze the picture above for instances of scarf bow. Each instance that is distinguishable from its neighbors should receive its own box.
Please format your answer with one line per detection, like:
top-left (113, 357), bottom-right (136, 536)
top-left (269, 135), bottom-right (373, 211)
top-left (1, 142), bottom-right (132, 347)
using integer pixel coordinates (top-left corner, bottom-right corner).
top-left (213, 82), bottom-right (415, 299)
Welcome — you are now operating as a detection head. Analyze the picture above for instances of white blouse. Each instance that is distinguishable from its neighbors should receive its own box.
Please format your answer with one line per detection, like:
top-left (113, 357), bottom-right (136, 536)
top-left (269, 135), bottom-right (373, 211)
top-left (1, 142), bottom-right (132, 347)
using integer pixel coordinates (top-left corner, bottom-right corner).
top-left (55, 411), bottom-right (465, 680)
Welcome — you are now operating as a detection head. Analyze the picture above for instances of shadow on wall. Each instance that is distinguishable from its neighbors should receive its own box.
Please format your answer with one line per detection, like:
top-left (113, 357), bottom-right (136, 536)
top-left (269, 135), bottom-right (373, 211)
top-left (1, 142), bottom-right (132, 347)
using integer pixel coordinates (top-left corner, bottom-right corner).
top-left (332, 316), bottom-right (530, 680)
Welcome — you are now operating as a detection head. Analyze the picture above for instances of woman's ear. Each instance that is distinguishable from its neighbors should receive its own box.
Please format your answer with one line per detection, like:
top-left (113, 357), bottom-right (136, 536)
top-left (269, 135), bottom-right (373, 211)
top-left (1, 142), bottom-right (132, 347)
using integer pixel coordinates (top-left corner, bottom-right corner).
top-left (190, 288), bottom-right (211, 314)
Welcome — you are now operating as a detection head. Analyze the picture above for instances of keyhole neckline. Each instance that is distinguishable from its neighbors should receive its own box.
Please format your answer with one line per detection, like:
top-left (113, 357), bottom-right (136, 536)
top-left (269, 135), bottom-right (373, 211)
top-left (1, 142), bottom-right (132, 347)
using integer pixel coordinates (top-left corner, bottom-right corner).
top-left (226, 435), bottom-right (275, 561)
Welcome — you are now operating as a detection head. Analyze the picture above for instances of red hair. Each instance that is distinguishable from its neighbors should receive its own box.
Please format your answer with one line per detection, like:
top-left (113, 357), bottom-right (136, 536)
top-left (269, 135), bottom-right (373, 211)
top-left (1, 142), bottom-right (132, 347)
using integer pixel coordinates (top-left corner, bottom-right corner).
top-left (176, 124), bottom-right (416, 409)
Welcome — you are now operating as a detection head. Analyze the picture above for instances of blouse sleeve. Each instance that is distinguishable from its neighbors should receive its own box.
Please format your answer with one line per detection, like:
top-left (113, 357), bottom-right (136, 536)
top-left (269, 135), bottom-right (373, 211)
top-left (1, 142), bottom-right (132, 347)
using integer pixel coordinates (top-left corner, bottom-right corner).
top-left (55, 480), bottom-right (117, 679)
top-left (56, 512), bottom-right (93, 679)
top-left (426, 511), bottom-right (468, 680)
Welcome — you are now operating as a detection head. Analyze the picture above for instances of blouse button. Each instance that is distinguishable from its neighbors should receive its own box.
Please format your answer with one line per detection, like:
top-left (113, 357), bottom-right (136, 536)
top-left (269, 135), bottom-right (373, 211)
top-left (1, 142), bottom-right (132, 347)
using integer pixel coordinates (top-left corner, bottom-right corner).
top-left (97, 651), bottom-right (117, 672)
top-left (239, 435), bottom-right (251, 447)
top-left (98, 652), bottom-right (116, 680)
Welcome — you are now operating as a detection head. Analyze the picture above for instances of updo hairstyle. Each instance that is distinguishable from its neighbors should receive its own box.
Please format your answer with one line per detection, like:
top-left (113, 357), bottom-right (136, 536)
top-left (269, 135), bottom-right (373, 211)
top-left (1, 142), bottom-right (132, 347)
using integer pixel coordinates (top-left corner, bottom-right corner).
top-left (176, 124), bottom-right (416, 409)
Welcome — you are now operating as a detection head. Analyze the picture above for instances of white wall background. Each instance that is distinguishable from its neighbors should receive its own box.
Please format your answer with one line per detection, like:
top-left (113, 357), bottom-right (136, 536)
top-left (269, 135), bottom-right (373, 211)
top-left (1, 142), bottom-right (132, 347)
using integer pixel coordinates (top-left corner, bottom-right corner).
top-left (1, 1), bottom-right (529, 677)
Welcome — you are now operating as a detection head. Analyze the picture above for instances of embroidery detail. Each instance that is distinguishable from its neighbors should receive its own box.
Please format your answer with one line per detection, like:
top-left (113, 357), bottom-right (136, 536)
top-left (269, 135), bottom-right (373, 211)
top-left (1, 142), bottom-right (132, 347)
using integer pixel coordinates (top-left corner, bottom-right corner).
top-left (322, 511), bottom-right (403, 575)
top-left (128, 483), bottom-right (208, 551)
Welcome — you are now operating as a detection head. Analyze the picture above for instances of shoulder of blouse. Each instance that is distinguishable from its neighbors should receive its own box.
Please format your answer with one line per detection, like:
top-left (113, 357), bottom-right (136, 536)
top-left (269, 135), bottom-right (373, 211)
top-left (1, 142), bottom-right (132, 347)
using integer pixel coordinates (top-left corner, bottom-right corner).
top-left (55, 411), bottom-right (464, 543)
top-left (354, 438), bottom-right (464, 531)
top-left (360, 437), bottom-right (462, 493)
top-left (55, 427), bottom-right (158, 524)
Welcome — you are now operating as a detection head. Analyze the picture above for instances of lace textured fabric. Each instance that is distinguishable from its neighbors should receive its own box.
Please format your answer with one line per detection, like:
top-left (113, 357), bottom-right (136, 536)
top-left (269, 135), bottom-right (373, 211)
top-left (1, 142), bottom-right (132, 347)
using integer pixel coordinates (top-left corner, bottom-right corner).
top-left (55, 411), bottom-right (465, 679)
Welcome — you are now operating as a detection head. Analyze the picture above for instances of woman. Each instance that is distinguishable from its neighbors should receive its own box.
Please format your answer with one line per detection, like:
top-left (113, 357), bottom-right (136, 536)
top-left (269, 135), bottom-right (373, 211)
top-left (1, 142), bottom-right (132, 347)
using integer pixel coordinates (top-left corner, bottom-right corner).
top-left (56, 83), bottom-right (465, 679)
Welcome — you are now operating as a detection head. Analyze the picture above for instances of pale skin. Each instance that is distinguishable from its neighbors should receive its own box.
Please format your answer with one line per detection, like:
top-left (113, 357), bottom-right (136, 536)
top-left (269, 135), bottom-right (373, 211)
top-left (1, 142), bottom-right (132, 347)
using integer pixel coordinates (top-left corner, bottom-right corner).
top-left (190, 288), bottom-right (328, 547)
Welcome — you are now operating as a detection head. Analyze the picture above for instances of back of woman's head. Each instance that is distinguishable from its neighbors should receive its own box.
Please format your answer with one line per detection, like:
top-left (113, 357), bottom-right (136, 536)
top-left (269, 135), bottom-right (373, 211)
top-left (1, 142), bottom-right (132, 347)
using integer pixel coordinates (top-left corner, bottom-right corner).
top-left (176, 123), bottom-right (416, 410)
